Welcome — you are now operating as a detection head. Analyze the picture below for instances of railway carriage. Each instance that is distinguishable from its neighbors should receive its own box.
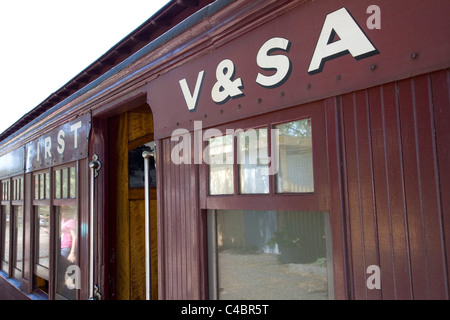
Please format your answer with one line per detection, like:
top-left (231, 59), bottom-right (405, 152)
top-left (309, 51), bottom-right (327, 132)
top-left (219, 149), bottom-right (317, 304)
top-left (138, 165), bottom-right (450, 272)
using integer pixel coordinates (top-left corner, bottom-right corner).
top-left (0, 0), bottom-right (449, 300)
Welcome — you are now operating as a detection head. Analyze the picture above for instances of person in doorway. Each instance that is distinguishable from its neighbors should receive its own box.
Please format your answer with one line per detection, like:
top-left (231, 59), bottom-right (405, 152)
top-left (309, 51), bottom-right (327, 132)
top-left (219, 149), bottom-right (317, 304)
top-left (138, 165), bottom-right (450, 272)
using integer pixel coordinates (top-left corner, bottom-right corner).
top-left (58, 206), bottom-right (77, 299)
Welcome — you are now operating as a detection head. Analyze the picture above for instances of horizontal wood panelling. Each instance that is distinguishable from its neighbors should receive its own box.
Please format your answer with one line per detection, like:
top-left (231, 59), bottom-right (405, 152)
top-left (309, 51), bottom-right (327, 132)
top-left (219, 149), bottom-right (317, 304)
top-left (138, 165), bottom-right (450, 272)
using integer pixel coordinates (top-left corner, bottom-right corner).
top-left (339, 69), bottom-right (449, 299)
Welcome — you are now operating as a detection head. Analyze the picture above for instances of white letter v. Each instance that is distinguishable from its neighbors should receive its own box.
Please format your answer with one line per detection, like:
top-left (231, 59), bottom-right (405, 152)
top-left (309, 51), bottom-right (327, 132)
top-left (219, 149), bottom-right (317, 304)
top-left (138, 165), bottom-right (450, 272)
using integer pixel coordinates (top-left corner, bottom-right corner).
top-left (179, 70), bottom-right (205, 112)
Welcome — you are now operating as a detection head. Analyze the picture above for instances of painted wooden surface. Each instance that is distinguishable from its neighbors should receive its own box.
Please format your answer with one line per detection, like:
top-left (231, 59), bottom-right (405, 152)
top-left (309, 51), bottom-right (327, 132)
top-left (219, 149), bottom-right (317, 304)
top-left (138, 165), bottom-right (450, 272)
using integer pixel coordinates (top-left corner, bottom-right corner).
top-left (338, 69), bottom-right (449, 299)
top-left (158, 136), bottom-right (206, 300)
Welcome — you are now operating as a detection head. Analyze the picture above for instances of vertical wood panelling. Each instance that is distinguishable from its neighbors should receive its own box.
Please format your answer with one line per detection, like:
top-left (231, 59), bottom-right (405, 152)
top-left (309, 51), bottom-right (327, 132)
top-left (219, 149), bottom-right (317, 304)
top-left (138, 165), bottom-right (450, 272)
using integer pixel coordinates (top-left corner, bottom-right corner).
top-left (379, 82), bottom-right (412, 300)
top-left (339, 70), bottom-right (449, 299)
top-left (159, 136), bottom-right (202, 300)
top-left (431, 70), bottom-right (450, 295)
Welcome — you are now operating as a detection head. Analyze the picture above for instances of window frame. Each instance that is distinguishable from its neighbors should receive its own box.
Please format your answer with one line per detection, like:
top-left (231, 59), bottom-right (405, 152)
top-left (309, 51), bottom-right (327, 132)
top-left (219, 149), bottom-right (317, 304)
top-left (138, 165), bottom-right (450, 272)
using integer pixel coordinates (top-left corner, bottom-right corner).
top-left (1, 178), bottom-right (11, 275)
top-left (32, 162), bottom-right (80, 300)
top-left (33, 169), bottom-right (51, 282)
top-left (52, 162), bottom-right (79, 300)
top-left (1, 176), bottom-right (24, 280)
top-left (202, 102), bottom-right (333, 300)
top-left (201, 102), bottom-right (329, 212)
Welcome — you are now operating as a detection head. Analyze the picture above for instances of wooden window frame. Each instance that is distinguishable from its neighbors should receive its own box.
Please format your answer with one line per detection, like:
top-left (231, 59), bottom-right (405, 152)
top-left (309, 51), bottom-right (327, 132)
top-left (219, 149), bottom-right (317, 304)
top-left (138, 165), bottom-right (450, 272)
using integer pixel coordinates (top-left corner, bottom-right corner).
top-left (201, 102), bottom-right (329, 212)
top-left (1, 178), bottom-right (11, 276)
top-left (32, 162), bottom-right (80, 300)
top-left (1, 176), bottom-right (24, 281)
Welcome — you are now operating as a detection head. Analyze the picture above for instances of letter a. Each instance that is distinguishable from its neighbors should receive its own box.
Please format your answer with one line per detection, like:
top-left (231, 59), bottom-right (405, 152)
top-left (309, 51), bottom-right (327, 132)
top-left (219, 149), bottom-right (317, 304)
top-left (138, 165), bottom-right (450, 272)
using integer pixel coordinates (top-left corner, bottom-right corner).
top-left (366, 5), bottom-right (381, 30)
top-left (366, 265), bottom-right (381, 290)
top-left (308, 7), bottom-right (378, 74)
top-left (179, 71), bottom-right (205, 112)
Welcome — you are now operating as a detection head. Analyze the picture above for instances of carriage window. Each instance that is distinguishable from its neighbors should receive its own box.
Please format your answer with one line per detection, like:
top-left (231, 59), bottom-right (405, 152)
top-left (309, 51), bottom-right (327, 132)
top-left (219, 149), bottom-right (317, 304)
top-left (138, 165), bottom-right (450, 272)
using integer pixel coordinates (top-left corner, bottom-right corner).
top-left (12, 177), bottom-right (23, 201)
top-left (1, 205), bottom-right (10, 273)
top-left (275, 118), bottom-right (314, 193)
top-left (55, 205), bottom-right (78, 300)
top-left (208, 210), bottom-right (333, 300)
top-left (209, 135), bottom-right (234, 195)
top-left (208, 118), bottom-right (314, 196)
top-left (34, 172), bottom-right (50, 200)
top-left (129, 142), bottom-right (156, 188)
top-left (35, 206), bottom-right (50, 278)
top-left (2, 180), bottom-right (9, 201)
top-left (55, 167), bottom-right (76, 199)
top-left (238, 128), bottom-right (269, 194)
top-left (12, 206), bottom-right (23, 279)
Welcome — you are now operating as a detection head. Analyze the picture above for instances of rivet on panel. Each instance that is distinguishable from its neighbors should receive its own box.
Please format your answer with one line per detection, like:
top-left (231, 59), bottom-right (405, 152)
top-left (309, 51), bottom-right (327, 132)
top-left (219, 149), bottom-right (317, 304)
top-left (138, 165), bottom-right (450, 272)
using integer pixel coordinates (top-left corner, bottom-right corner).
top-left (370, 64), bottom-right (377, 70)
top-left (257, 98), bottom-right (262, 103)
top-left (336, 75), bottom-right (341, 81)
top-left (411, 52), bottom-right (418, 59)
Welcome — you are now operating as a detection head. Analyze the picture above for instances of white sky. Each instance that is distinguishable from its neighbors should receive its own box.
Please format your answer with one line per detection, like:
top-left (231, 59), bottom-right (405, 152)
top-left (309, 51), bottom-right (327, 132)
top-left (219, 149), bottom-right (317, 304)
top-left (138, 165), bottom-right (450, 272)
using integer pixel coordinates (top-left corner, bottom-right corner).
top-left (0, 0), bottom-right (171, 134)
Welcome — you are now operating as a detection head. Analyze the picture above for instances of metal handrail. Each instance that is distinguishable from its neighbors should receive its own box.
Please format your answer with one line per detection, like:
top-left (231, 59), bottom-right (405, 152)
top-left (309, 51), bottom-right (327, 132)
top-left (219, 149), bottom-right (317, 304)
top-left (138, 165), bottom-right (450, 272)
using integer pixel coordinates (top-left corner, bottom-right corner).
top-left (88, 154), bottom-right (101, 300)
top-left (142, 150), bottom-right (154, 300)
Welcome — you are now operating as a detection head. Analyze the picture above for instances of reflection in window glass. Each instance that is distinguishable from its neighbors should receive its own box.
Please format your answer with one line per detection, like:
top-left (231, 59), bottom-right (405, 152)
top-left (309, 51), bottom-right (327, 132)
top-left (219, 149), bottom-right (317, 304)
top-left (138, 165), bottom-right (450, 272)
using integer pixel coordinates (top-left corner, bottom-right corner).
top-left (45, 173), bottom-right (50, 199)
top-left (238, 128), bottom-right (269, 194)
top-left (40, 173), bottom-right (45, 200)
top-left (211, 210), bottom-right (332, 300)
top-left (55, 170), bottom-right (61, 199)
top-left (35, 206), bottom-right (50, 271)
top-left (275, 119), bottom-right (314, 193)
top-left (56, 206), bottom-right (78, 300)
top-left (208, 135), bottom-right (234, 195)
top-left (13, 206), bottom-right (23, 275)
top-left (62, 168), bottom-right (68, 199)
top-left (1, 206), bottom-right (10, 272)
top-left (69, 167), bottom-right (76, 198)
top-left (2, 180), bottom-right (10, 201)
top-left (34, 175), bottom-right (39, 200)
top-left (129, 142), bottom-right (156, 189)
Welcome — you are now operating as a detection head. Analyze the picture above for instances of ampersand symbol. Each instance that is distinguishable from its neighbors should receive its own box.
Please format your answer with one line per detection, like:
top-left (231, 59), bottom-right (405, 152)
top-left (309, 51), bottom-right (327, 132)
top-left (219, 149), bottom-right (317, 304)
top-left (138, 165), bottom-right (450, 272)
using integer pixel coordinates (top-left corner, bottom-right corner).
top-left (211, 59), bottom-right (244, 104)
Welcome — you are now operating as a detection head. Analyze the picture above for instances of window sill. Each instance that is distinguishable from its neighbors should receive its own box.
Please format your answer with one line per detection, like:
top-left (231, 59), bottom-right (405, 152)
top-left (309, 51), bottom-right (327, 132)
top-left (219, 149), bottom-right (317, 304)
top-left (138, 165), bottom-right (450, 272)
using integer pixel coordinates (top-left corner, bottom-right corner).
top-left (0, 271), bottom-right (48, 300)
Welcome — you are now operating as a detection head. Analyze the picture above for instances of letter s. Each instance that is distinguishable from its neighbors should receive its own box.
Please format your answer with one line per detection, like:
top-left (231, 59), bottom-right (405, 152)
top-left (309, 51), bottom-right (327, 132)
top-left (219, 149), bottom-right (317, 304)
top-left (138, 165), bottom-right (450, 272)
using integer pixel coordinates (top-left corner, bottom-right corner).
top-left (256, 37), bottom-right (291, 88)
top-left (57, 129), bottom-right (65, 155)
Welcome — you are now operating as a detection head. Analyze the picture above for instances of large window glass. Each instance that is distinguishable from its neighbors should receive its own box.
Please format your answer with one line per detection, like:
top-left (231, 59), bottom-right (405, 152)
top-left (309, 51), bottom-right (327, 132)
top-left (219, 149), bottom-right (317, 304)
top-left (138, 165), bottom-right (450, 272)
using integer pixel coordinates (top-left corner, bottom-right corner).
top-left (1, 205), bottom-right (10, 273)
top-left (208, 210), bottom-right (333, 300)
top-left (34, 170), bottom-right (51, 283)
top-left (208, 135), bottom-right (234, 195)
top-left (275, 118), bottom-right (314, 193)
top-left (55, 205), bottom-right (78, 300)
top-left (12, 206), bottom-right (23, 279)
top-left (238, 128), bottom-right (269, 194)
top-left (35, 206), bottom-right (50, 276)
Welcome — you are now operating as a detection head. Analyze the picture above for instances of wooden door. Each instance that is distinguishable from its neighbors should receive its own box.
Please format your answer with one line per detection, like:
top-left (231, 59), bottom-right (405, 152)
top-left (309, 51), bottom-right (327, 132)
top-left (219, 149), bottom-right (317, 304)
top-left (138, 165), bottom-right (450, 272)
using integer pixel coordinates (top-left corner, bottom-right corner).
top-left (113, 105), bottom-right (158, 300)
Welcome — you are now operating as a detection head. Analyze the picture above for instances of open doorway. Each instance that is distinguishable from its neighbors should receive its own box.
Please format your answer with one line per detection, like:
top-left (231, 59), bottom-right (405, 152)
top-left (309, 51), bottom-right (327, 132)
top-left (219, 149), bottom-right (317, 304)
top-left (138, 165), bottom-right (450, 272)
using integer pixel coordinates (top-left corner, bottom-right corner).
top-left (108, 104), bottom-right (158, 300)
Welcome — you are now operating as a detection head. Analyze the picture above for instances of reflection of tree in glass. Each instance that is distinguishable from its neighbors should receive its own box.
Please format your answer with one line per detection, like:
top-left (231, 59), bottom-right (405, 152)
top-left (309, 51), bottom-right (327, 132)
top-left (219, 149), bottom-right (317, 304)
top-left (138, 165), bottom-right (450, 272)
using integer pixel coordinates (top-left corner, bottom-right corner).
top-left (277, 119), bottom-right (311, 137)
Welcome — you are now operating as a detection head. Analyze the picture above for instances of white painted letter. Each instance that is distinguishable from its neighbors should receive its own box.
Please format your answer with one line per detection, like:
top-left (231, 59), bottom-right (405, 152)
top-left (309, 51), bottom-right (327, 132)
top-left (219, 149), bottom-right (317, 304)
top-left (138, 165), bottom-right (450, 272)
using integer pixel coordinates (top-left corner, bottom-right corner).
top-left (70, 121), bottom-right (82, 149)
top-left (366, 5), bottom-right (381, 30)
top-left (57, 129), bottom-right (65, 155)
top-left (179, 70), bottom-right (205, 112)
top-left (44, 137), bottom-right (52, 159)
top-left (256, 37), bottom-right (291, 88)
top-left (308, 7), bottom-right (378, 74)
